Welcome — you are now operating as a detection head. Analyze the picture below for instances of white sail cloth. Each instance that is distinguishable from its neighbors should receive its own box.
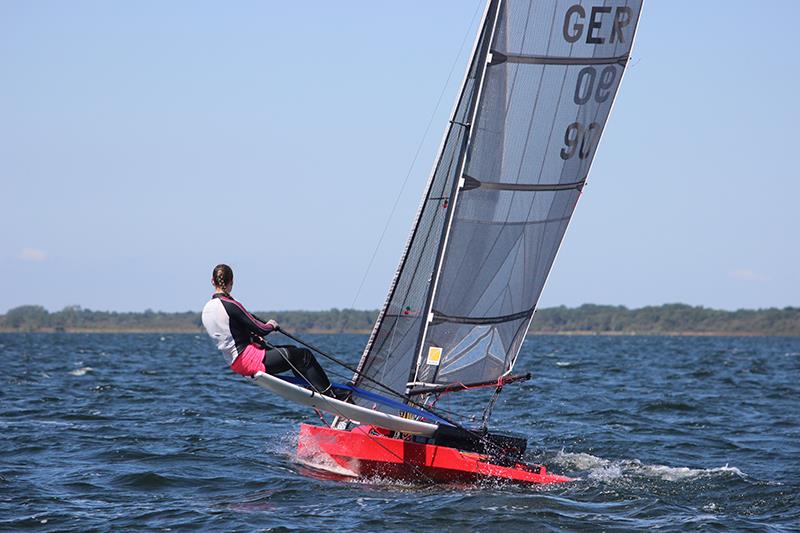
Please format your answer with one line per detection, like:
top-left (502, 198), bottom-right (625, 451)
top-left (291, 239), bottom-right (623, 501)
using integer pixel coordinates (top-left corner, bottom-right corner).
top-left (354, 0), bottom-right (643, 411)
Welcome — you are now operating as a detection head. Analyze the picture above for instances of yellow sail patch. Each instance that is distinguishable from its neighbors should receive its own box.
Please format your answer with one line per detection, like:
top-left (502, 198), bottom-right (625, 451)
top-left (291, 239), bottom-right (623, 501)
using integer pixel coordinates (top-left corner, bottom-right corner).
top-left (427, 346), bottom-right (442, 366)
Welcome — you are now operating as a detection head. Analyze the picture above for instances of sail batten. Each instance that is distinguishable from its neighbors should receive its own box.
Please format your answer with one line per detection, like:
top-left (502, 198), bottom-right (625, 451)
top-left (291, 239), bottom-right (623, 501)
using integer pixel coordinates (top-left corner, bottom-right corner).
top-left (490, 51), bottom-right (630, 66)
top-left (432, 306), bottom-right (535, 326)
top-left (463, 175), bottom-right (586, 191)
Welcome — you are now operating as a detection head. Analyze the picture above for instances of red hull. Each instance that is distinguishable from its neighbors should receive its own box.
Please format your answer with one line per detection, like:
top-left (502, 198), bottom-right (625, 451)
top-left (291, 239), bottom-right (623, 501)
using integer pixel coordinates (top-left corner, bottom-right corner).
top-left (296, 423), bottom-right (573, 485)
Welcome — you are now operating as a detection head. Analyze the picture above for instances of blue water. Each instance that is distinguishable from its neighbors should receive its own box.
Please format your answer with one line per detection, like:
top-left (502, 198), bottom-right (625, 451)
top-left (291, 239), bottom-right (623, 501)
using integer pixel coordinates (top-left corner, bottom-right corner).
top-left (1, 333), bottom-right (798, 531)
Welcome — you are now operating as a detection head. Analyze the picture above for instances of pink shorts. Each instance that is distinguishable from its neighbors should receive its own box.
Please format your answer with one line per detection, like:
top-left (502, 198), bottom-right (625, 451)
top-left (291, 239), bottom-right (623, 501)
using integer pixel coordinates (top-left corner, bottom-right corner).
top-left (230, 344), bottom-right (266, 376)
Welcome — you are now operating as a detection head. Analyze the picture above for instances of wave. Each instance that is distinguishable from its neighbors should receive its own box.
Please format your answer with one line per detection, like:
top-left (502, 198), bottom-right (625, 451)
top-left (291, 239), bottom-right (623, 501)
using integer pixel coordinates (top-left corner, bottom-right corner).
top-left (552, 450), bottom-right (745, 482)
top-left (641, 400), bottom-right (697, 413)
top-left (69, 366), bottom-right (94, 376)
top-left (111, 471), bottom-right (198, 489)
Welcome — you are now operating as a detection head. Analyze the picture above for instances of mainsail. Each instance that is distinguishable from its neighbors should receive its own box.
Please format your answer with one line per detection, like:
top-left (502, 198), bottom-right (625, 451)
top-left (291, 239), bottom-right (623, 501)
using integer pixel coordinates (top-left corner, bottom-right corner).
top-left (352, 0), bottom-right (642, 414)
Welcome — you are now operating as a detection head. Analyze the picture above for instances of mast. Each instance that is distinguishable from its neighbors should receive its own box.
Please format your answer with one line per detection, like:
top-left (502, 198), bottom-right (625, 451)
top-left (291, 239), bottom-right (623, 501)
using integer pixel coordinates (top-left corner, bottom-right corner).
top-left (409, 0), bottom-right (504, 390)
top-left (338, 1), bottom-right (503, 426)
top-left (352, 0), bottom-right (497, 383)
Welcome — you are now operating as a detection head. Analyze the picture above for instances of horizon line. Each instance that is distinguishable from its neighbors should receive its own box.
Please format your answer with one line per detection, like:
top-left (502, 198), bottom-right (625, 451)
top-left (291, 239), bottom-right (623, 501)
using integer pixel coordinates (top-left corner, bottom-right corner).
top-left (3, 302), bottom-right (799, 315)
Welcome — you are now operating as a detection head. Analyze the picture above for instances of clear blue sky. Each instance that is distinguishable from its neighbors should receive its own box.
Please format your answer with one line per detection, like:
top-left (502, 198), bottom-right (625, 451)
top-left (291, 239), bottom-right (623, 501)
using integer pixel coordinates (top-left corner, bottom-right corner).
top-left (1, 1), bottom-right (798, 313)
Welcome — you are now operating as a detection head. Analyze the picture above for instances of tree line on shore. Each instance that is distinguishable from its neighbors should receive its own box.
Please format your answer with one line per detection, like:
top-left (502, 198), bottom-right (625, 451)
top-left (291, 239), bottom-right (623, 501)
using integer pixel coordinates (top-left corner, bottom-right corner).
top-left (1, 303), bottom-right (798, 335)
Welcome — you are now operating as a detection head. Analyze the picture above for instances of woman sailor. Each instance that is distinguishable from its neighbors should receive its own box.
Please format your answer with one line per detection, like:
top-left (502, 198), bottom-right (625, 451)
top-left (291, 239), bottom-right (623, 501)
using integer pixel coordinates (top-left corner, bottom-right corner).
top-left (201, 263), bottom-right (339, 397)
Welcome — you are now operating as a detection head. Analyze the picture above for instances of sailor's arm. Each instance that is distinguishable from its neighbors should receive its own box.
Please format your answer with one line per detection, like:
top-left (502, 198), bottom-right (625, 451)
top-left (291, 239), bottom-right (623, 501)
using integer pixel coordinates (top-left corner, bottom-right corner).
top-left (225, 300), bottom-right (279, 336)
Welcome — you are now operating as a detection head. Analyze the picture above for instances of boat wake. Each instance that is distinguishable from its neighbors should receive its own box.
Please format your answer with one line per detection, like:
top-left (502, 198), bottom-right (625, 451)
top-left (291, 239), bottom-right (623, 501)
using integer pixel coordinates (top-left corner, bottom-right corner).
top-left (552, 450), bottom-right (746, 482)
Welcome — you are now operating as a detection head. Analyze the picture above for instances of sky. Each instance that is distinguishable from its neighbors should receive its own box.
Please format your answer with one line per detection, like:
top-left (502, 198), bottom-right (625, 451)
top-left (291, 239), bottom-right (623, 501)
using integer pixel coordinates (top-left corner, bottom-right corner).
top-left (1, 1), bottom-right (798, 314)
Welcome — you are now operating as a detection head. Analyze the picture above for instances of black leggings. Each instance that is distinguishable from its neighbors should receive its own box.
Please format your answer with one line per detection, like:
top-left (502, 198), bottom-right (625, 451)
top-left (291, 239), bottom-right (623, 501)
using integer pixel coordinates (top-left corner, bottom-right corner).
top-left (263, 344), bottom-right (331, 392)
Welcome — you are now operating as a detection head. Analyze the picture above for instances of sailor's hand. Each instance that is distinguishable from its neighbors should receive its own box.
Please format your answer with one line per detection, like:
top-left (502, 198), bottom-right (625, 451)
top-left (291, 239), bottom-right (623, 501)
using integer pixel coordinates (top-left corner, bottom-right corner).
top-left (267, 319), bottom-right (279, 331)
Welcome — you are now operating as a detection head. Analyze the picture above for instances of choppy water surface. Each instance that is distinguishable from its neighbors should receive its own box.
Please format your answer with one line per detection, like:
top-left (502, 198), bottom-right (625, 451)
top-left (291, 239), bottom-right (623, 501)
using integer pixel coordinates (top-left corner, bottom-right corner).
top-left (1, 333), bottom-right (798, 531)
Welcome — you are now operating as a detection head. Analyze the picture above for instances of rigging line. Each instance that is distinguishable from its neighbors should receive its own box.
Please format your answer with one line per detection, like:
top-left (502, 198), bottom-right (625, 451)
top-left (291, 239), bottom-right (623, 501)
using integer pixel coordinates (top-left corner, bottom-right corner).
top-left (348, 0), bottom-right (486, 309)
top-left (275, 327), bottom-right (466, 420)
top-left (270, 344), bottom-right (438, 484)
top-left (278, 328), bottom-right (475, 429)
top-left (277, 328), bottom-right (416, 400)
top-left (365, 122), bottom-right (469, 369)
top-left (269, 344), bottom-right (339, 425)
top-left (480, 384), bottom-right (504, 430)
top-left (275, 327), bottom-right (521, 463)
top-left (357, 0), bottom-right (493, 379)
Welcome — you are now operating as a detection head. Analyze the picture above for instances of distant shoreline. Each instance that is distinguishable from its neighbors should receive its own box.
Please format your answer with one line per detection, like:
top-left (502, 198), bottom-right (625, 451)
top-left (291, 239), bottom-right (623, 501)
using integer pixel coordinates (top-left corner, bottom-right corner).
top-left (1, 303), bottom-right (798, 336)
top-left (0, 328), bottom-right (792, 338)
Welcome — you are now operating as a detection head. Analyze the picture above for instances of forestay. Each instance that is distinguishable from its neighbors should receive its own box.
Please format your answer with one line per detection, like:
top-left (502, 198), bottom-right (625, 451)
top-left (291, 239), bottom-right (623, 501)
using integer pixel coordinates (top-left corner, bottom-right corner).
top-left (352, 0), bottom-right (642, 414)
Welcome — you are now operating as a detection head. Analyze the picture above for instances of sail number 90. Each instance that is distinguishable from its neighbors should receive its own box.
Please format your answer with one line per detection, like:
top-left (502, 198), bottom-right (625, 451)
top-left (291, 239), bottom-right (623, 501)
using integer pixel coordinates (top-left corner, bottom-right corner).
top-left (560, 65), bottom-right (618, 160)
top-left (560, 122), bottom-right (600, 160)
